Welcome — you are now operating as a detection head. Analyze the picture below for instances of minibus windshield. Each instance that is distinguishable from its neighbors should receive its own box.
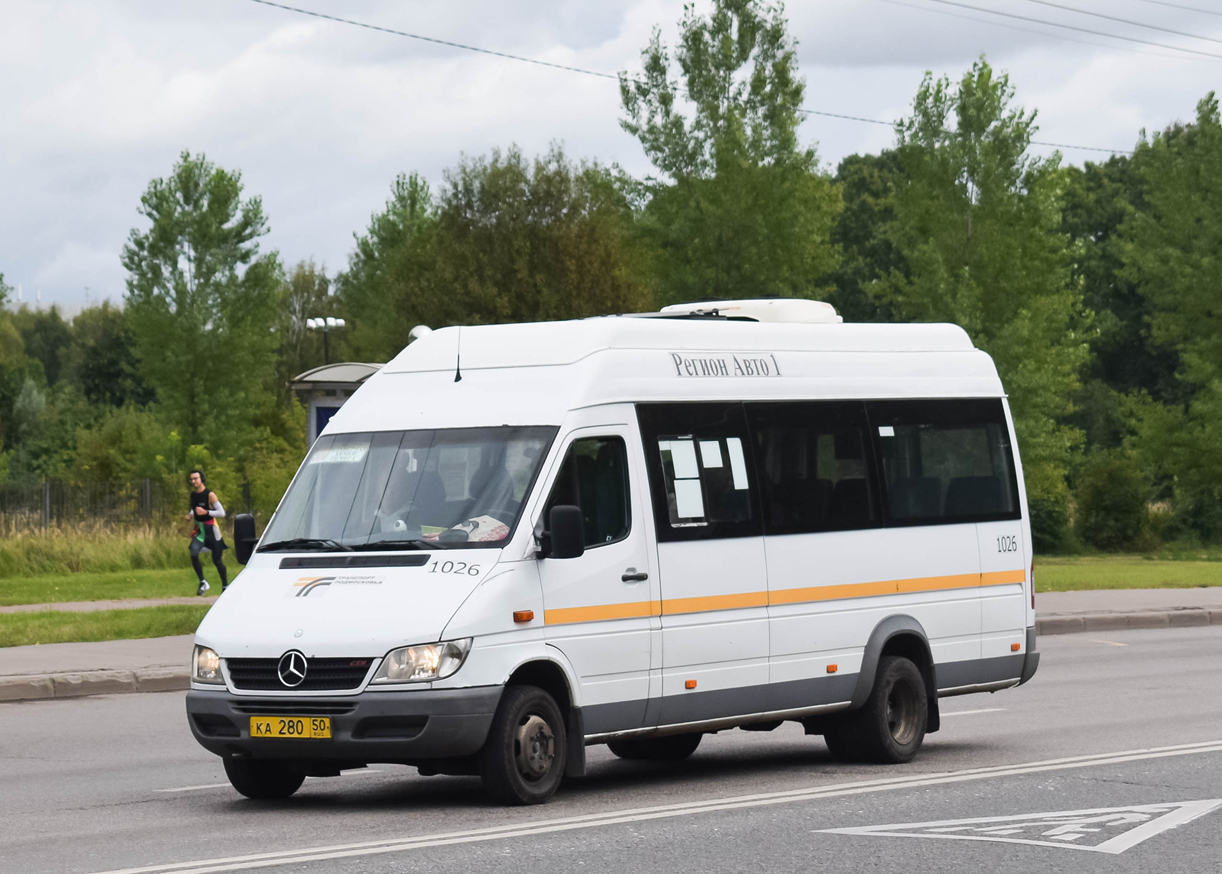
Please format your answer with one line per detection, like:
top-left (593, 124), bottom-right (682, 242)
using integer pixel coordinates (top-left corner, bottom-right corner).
top-left (260, 427), bottom-right (556, 551)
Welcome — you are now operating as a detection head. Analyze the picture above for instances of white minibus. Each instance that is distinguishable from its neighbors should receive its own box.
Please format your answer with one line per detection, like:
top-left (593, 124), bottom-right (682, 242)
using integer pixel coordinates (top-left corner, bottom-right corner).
top-left (186, 299), bottom-right (1038, 805)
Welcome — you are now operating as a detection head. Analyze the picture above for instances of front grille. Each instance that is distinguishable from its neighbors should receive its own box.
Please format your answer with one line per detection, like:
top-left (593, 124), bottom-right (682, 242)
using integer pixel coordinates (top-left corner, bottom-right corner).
top-left (227, 657), bottom-right (373, 691)
top-left (229, 701), bottom-right (359, 716)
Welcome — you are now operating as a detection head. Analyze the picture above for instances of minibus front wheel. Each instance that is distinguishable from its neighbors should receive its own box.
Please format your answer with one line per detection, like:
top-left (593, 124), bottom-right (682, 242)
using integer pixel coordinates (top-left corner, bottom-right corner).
top-left (223, 758), bottom-right (305, 800)
top-left (479, 685), bottom-right (567, 805)
top-left (823, 656), bottom-right (927, 764)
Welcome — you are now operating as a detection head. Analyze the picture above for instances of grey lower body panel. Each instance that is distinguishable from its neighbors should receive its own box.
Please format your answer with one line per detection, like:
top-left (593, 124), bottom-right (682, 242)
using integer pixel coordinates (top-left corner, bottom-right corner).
top-left (185, 686), bottom-right (502, 763)
top-left (1019, 626), bottom-right (1040, 685)
top-left (937, 654), bottom-right (1025, 696)
top-left (583, 673), bottom-right (858, 736)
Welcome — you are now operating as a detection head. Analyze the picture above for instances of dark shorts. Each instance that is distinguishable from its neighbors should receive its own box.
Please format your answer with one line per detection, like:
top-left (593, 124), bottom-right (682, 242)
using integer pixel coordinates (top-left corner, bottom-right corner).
top-left (191, 523), bottom-right (227, 553)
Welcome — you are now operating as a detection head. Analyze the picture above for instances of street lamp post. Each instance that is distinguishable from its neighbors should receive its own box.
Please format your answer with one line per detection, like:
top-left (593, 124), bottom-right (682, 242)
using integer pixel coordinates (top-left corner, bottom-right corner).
top-left (305, 317), bottom-right (346, 365)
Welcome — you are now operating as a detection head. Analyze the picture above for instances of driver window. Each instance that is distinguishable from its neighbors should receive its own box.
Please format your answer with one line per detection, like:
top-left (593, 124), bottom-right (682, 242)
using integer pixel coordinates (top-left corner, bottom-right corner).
top-left (545, 436), bottom-right (631, 548)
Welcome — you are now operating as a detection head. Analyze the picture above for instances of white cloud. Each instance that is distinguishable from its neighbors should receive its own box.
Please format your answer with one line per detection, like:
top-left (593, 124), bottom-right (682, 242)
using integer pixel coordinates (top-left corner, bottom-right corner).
top-left (2, 0), bottom-right (1218, 312)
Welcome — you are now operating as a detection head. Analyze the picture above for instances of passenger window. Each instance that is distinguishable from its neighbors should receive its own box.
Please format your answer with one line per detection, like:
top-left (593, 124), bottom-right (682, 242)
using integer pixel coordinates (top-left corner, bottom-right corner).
top-left (869, 399), bottom-right (1021, 525)
top-left (746, 402), bottom-right (880, 534)
top-left (637, 403), bottom-right (761, 542)
top-left (544, 437), bottom-right (631, 547)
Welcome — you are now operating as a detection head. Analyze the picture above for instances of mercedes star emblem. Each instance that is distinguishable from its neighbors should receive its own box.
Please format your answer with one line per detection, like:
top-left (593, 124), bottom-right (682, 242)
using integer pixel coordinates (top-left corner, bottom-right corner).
top-left (277, 650), bottom-right (308, 687)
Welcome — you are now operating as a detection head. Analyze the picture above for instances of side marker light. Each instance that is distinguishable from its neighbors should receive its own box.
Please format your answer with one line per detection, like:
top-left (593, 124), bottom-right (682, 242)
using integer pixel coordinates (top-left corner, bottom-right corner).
top-left (513, 610), bottom-right (534, 623)
top-left (827, 664), bottom-right (838, 674)
top-left (685, 679), bottom-right (697, 690)
top-left (1011, 642), bottom-right (1021, 652)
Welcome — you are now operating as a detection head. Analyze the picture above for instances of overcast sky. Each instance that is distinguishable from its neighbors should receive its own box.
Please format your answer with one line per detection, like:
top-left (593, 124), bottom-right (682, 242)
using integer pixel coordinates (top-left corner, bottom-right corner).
top-left (3, 0), bottom-right (1219, 314)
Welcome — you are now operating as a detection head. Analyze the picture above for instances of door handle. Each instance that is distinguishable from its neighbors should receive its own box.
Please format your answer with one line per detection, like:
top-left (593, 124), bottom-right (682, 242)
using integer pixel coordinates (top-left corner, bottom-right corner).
top-left (621, 569), bottom-right (649, 583)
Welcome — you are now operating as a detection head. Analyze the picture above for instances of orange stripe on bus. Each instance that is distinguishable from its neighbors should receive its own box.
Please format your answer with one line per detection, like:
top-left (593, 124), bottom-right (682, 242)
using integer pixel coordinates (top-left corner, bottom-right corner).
top-left (662, 590), bottom-right (770, 615)
top-left (543, 600), bottom-right (660, 625)
top-left (981, 569), bottom-right (1027, 586)
top-left (542, 568), bottom-right (1028, 626)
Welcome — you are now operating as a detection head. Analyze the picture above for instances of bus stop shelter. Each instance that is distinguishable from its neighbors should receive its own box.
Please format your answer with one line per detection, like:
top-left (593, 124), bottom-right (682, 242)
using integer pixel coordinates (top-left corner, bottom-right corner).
top-left (289, 362), bottom-right (383, 446)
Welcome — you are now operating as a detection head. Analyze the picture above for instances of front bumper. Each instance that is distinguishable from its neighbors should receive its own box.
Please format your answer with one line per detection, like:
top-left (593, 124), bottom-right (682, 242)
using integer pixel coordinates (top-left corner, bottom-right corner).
top-left (185, 686), bottom-right (503, 764)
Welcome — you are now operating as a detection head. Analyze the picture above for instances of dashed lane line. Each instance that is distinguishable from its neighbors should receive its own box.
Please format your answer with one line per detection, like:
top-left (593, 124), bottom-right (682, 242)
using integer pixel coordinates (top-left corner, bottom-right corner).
top-left (95, 739), bottom-right (1222, 874)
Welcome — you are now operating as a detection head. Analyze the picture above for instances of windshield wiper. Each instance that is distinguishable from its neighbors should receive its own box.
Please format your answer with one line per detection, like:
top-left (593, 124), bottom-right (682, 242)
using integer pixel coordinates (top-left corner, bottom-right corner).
top-left (351, 539), bottom-right (450, 551)
top-left (258, 538), bottom-right (353, 553)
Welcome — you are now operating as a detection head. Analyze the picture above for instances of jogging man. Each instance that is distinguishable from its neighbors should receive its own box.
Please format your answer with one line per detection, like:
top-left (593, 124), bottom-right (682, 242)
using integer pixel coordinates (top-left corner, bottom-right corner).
top-left (187, 469), bottom-right (229, 595)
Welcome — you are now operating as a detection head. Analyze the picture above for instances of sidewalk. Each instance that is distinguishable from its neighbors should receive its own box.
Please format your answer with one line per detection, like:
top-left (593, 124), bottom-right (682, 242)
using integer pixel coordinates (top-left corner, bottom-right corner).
top-left (1, 589), bottom-right (1220, 703)
top-left (0, 596), bottom-right (218, 614)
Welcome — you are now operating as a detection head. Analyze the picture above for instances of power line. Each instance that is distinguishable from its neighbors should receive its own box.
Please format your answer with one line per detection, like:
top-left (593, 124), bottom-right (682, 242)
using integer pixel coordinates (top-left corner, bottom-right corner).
top-left (244, 0), bottom-right (621, 81)
top-left (877, 0), bottom-right (1181, 59)
top-left (923, 0), bottom-right (1222, 59)
top-left (1133, 0), bottom-right (1222, 17)
top-left (1022, 0), bottom-right (1222, 45)
top-left (244, 0), bottom-right (1133, 155)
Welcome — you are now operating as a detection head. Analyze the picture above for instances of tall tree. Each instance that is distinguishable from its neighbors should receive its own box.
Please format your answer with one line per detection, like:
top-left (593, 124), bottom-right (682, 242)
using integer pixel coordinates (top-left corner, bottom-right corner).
top-left (12, 305), bottom-right (73, 386)
top-left (334, 173), bottom-right (433, 361)
top-left (875, 58), bottom-right (1089, 514)
top-left (66, 303), bottom-right (152, 409)
top-left (277, 260), bottom-right (333, 383)
top-left (620, 0), bottom-right (840, 305)
top-left (121, 151), bottom-right (281, 447)
top-left (1121, 94), bottom-right (1222, 539)
top-left (394, 145), bottom-right (653, 328)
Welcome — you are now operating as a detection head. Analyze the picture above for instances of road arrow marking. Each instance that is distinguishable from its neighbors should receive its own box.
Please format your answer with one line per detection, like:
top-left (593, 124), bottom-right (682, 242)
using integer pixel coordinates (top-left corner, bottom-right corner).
top-left (819, 799), bottom-right (1222, 854)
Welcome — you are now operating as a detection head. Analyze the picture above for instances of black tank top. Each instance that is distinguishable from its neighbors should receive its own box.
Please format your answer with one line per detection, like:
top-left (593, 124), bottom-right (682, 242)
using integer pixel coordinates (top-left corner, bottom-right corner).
top-left (190, 489), bottom-right (213, 525)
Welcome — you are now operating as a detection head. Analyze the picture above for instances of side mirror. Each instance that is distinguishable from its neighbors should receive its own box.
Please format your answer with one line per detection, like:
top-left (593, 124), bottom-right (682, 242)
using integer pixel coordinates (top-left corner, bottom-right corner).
top-left (234, 513), bottom-right (258, 565)
top-left (547, 505), bottom-right (585, 560)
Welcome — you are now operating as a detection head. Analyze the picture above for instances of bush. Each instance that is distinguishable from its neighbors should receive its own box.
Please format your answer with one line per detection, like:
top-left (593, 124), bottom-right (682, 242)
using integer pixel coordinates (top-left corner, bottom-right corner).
top-left (1028, 493), bottom-right (1071, 554)
top-left (1074, 451), bottom-right (1152, 551)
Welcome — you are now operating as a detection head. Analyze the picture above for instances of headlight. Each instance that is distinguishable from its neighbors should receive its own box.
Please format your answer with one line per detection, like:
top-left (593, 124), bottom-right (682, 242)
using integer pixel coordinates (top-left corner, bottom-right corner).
top-left (193, 645), bottom-right (223, 684)
top-left (371, 639), bottom-right (472, 683)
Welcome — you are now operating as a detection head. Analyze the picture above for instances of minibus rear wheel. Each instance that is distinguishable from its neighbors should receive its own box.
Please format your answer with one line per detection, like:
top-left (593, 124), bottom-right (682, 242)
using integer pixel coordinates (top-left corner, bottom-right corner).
top-left (607, 732), bottom-right (702, 761)
top-left (824, 656), bottom-right (927, 764)
top-left (479, 685), bottom-right (567, 805)
top-left (223, 758), bottom-right (305, 800)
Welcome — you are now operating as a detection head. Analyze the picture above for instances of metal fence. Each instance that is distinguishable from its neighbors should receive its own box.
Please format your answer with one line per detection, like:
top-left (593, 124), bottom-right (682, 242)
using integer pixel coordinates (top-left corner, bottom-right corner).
top-left (0, 480), bottom-right (252, 534)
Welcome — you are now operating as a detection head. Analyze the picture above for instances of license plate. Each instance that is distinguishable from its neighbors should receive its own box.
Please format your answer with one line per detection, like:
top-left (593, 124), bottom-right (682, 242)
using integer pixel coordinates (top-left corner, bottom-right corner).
top-left (249, 716), bottom-right (332, 739)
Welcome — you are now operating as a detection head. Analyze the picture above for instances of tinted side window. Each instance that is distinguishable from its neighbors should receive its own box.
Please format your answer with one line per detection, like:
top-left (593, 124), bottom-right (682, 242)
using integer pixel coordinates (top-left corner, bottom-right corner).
top-left (637, 403), bottom-right (762, 542)
top-left (868, 399), bottom-right (1021, 525)
top-left (747, 402), bottom-right (880, 534)
top-left (545, 437), bottom-right (631, 548)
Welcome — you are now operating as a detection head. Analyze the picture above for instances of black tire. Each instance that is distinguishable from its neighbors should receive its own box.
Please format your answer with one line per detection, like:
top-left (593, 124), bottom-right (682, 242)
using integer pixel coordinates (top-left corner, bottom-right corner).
top-left (607, 732), bottom-right (703, 761)
top-left (479, 685), bottom-right (567, 805)
top-left (223, 758), bottom-right (305, 800)
top-left (824, 656), bottom-right (927, 764)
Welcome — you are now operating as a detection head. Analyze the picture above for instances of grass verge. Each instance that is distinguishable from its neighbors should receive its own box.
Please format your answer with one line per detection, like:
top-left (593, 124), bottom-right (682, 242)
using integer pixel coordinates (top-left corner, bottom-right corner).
top-left (0, 568), bottom-right (203, 606)
top-left (0, 527), bottom-right (187, 579)
top-left (1035, 556), bottom-right (1222, 592)
top-left (0, 604), bottom-right (211, 648)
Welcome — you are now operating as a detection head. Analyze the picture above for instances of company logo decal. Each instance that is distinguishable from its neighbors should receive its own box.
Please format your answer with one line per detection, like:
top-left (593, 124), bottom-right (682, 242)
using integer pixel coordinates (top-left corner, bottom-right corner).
top-left (277, 650), bottom-right (308, 687)
top-left (290, 575), bottom-right (383, 598)
top-left (669, 352), bottom-right (781, 378)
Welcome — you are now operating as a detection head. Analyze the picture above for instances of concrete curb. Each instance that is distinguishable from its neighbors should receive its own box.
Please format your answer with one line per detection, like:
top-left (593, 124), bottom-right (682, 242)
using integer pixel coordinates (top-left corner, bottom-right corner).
top-left (1036, 608), bottom-right (1222, 636)
top-left (1, 609), bottom-right (1220, 703)
top-left (0, 668), bottom-right (189, 702)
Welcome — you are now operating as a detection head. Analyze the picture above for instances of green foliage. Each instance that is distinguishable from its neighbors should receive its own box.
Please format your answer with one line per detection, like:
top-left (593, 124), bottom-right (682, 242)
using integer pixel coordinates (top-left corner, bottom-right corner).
top-left (11, 305), bottom-right (72, 386)
top-left (620, 0), bottom-right (840, 304)
top-left (121, 150), bottom-right (282, 448)
top-left (1074, 450), bottom-right (1152, 552)
top-left (393, 145), bottom-right (654, 327)
top-left (334, 173), bottom-right (433, 361)
top-left (0, 604), bottom-right (209, 648)
top-left (875, 58), bottom-right (1089, 507)
top-left (1120, 95), bottom-right (1222, 542)
top-left (0, 528), bottom-right (183, 579)
top-left (67, 302), bottom-right (151, 408)
top-left (824, 151), bottom-right (904, 322)
top-left (277, 261), bottom-right (333, 385)
top-left (70, 406), bottom-right (174, 484)
top-left (1028, 492), bottom-right (1071, 554)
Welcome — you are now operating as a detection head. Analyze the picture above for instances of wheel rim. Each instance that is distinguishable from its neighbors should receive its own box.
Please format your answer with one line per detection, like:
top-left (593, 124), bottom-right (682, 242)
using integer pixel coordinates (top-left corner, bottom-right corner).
top-left (513, 713), bottom-right (556, 782)
top-left (885, 677), bottom-right (919, 746)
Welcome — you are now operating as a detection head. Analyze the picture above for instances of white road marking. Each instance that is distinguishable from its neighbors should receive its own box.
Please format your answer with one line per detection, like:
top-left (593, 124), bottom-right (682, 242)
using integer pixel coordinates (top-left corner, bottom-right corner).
top-left (98, 739), bottom-right (1222, 874)
top-left (939, 708), bottom-right (1004, 717)
top-left (156, 769), bottom-right (381, 793)
top-left (819, 799), bottom-right (1222, 854)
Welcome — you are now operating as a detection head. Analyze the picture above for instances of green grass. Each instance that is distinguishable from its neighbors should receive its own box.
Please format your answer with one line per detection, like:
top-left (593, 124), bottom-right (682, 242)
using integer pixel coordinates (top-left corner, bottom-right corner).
top-left (1035, 556), bottom-right (1222, 592)
top-left (0, 604), bottom-right (211, 648)
top-left (0, 527), bottom-right (185, 579)
top-left (0, 568), bottom-right (205, 606)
